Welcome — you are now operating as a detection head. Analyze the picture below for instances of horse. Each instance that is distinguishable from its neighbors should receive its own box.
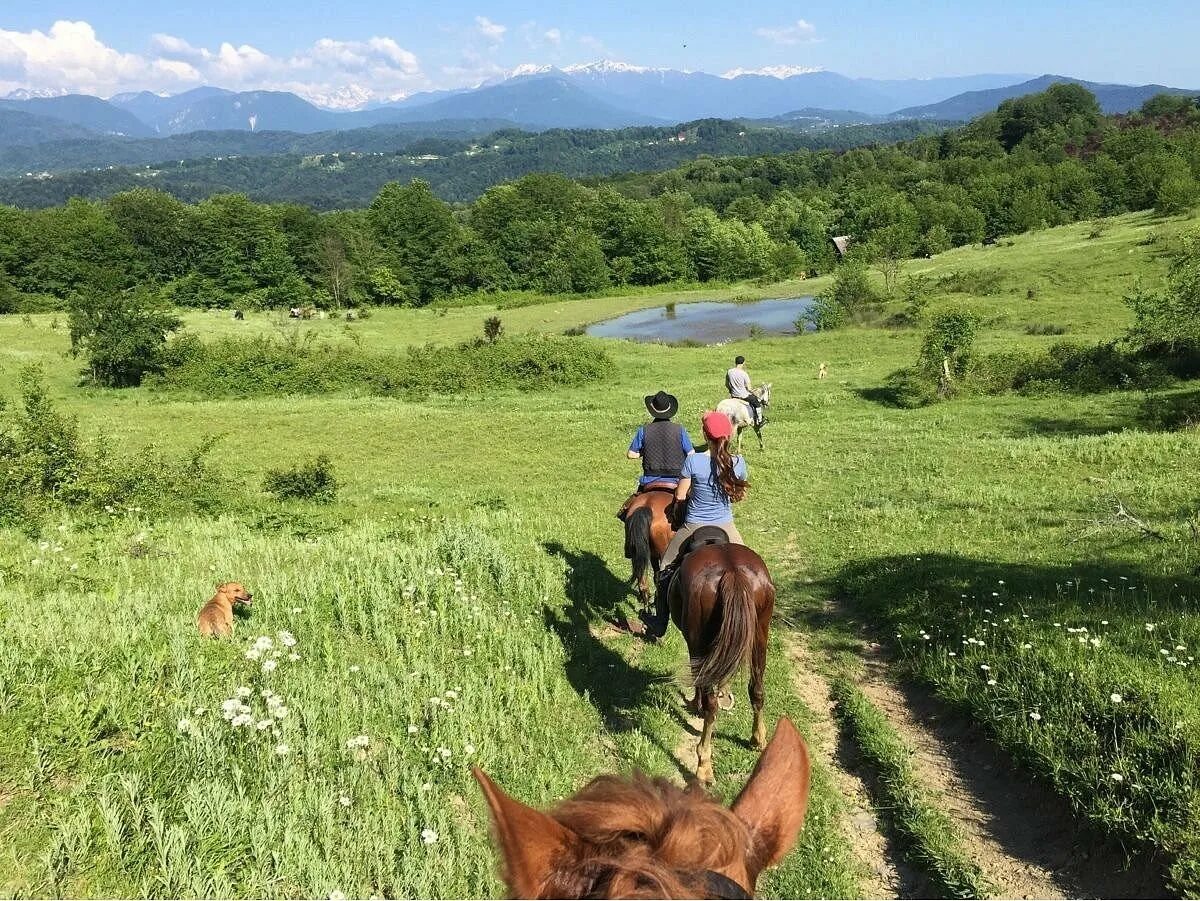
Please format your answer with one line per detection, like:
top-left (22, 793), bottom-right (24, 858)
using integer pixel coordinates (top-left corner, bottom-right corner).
top-left (668, 536), bottom-right (775, 785)
top-left (473, 717), bottom-right (810, 899)
top-left (623, 484), bottom-right (677, 612)
top-left (716, 383), bottom-right (772, 452)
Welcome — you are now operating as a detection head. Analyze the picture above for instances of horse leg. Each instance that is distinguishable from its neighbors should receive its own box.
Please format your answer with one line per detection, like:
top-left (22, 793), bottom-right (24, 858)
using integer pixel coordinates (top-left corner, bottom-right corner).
top-left (755, 423), bottom-right (764, 451)
top-left (687, 684), bottom-right (702, 716)
top-left (749, 619), bottom-right (768, 750)
top-left (696, 686), bottom-right (719, 785)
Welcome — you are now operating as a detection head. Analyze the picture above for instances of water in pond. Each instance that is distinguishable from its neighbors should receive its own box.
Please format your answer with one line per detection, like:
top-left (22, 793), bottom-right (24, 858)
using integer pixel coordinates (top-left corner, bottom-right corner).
top-left (585, 297), bottom-right (814, 343)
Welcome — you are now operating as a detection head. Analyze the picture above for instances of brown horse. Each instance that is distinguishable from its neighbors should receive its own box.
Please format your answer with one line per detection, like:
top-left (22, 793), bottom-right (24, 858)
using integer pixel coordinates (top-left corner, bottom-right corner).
top-left (622, 486), bottom-right (677, 610)
top-left (668, 539), bottom-right (775, 785)
top-left (474, 717), bottom-right (810, 899)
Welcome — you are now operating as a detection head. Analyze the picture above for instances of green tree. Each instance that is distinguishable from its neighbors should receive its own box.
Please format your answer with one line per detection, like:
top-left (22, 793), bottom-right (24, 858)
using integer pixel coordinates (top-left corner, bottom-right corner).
top-left (1125, 229), bottom-right (1200, 351)
top-left (68, 286), bottom-right (183, 387)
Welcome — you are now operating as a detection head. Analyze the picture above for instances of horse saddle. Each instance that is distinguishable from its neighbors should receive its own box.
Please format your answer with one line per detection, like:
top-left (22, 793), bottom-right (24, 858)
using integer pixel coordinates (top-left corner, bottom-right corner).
top-left (640, 479), bottom-right (679, 494)
top-left (680, 526), bottom-right (730, 558)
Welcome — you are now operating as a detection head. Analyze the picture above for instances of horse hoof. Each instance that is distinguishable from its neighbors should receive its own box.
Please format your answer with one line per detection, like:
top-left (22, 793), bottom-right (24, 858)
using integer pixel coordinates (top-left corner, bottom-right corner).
top-left (696, 765), bottom-right (715, 786)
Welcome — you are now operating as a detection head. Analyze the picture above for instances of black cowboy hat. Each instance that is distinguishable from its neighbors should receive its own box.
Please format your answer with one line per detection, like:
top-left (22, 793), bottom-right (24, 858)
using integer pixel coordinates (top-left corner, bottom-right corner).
top-left (644, 390), bottom-right (679, 419)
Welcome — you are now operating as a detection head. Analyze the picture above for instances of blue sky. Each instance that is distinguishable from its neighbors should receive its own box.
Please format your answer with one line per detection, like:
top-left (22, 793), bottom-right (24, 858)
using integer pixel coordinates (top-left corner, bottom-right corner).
top-left (1, 1), bottom-right (1197, 106)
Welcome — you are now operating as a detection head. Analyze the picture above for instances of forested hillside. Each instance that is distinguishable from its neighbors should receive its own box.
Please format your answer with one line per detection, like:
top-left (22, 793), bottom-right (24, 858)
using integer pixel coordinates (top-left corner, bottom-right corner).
top-left (0, 118), bottom-right (950, 208)
top-left (1, 85), bottom-right (1197, 313)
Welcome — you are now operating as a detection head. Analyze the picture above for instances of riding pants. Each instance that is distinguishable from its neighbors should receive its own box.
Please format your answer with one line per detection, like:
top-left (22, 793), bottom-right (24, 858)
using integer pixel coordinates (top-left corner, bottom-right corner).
top-left (735, 393), bottom-right (763, 423)
top-left (658, 521), bottom-right (744, 571)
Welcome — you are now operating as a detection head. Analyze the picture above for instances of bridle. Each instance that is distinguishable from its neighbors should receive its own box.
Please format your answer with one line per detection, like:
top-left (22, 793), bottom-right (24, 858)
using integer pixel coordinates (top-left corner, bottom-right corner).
top-left (699, 869), bottom-right (753, 899)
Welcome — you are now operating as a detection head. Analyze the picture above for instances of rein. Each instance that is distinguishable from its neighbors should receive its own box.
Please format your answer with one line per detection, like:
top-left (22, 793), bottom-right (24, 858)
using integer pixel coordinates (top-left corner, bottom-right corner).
top-left (700, 869), bottom-right (753, 899)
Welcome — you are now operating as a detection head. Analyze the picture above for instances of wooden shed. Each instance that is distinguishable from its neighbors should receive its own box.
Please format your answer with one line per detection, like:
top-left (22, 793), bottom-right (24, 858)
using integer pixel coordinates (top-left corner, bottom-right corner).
top-left (831, 235), bottom-right (853, 258)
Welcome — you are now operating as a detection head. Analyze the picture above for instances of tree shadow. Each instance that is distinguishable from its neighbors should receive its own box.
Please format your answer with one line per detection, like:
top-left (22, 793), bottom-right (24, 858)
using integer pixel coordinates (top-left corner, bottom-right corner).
top-left (542, 541), bottom-right (691, 780)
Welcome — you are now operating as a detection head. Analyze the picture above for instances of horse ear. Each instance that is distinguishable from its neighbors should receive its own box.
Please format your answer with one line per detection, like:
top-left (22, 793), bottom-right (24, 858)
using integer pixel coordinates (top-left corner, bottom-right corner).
top-left (730, 717), bottom-right (811, 880)
top-left (473, 768), bottom-right (579, 899)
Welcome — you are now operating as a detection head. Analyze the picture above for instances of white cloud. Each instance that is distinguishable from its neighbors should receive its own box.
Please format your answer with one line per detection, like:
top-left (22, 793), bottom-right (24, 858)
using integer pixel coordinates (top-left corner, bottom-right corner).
top-left (754, 19), bottom-right (819, 45)
top-left (2, 20), bottom-right (426, 108)
top-left (544, 28), bottom-right (562, 45)
top-left (474, 16), bottom-right (507, 43)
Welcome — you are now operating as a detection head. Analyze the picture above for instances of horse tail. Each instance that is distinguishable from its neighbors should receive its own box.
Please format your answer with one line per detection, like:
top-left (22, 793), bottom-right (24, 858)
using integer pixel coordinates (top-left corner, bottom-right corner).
top-left (692, 567), bottom-right (755, 690)
top-left (626, 506), bottom-right (653, 582)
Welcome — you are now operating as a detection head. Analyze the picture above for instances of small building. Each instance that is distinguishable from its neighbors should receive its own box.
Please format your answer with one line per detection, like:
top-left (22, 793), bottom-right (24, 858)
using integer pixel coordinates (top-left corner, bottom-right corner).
top-left (831, 235), bottom-right (853, 258)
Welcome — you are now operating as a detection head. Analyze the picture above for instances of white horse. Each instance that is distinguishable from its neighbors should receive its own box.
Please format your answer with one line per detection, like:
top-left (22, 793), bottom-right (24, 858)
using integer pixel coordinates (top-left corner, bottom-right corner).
top-left (716, 382), bottom-right (772, 451)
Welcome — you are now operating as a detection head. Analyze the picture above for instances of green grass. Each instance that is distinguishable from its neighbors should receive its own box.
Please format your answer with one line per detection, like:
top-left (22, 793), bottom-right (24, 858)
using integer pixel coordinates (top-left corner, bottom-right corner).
top-left (830, 678), bottom-right (991, 899)
top-left (2, 206), bottom-right (1200, 897)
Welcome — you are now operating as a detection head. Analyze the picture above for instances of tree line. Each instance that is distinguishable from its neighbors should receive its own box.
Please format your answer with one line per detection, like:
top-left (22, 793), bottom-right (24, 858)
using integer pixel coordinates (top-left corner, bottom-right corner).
top-left (1, 85), bottom-right (1197, 314)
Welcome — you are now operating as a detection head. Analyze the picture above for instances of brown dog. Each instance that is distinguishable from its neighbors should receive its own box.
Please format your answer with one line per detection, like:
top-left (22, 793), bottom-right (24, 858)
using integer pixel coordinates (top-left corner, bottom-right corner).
top-left (197, 581), bottom-right (253, 638)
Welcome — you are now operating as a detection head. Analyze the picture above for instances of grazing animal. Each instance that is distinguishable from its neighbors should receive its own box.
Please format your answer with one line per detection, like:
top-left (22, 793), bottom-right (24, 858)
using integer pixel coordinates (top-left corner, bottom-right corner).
top-left (817, 362), bottom-right (827, 380)
top-left (622, 485), bottom-right (677, 612)
top-left (669, 537), bottom-right (775, 784)
top-left (716, 383), bottom-right (772, 452)
top-left (232, 309), bottom-right (245, 321)
top-left (474, 717), bottom-right (810, 899)
top-left (196, 581), bottom-right (253, 638)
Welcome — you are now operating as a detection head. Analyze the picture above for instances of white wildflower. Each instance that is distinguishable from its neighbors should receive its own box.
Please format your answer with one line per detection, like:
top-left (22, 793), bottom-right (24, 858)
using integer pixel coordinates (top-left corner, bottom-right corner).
top-left (339, 795), bottom-right (352, 807)
top-left (1111, 773), bottom-right (1124, 782)
top-left (278, 631), bottom-right (297, 647)
top-left (1029, 712), bottom-right (1042, 721)
top-left (262, 659), bottom-right (278, 673)
top-left (421, 828), bottom-right (439, 845)
top-left (1111, 693), bottom-right (1123, 703)
top-left (275, 743), bottom-right (290, 756)
top-left (407, 724), bottom-right (419, 734)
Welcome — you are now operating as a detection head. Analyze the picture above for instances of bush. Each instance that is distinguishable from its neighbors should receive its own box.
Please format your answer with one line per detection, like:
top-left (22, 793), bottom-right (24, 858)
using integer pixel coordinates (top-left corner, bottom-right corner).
top-left (263, 455), bottom-right (338, 503)
top-left (1125, 228), bottom-right (1200, 353)
top-left (1024, 323), bottom-right (1068, 335)
top-left (919, 310), bottom-right (978, 385)
top-left (0, 368), bottom-right (231, 529)
top-left (483, 316), bottom-right (503, 343)
top-left (68, 287), bottom-right (183, 387)
top-left (151, 333), bottom-right (614, 398)
top-left (804, 262), bottom-right (880, 330)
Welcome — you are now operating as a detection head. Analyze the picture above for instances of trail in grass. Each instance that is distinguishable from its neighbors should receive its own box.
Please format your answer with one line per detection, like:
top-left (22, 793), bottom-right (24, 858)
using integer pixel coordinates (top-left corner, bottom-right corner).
top-left (795, 598), bottom-right (1170, 900)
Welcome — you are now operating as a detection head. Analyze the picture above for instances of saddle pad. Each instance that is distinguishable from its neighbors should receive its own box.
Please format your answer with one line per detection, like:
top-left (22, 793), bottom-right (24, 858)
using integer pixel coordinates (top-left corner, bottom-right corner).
top-left (682, 525), bottom-right (730, 557)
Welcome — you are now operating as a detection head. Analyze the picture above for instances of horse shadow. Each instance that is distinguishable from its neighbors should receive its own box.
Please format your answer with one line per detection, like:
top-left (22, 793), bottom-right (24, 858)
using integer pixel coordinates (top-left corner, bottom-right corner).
top-left (542, 541), bottom-right (691, 778)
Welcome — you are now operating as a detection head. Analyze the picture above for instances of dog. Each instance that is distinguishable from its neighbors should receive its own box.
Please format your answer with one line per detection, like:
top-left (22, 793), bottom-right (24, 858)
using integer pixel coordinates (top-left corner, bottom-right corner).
top-left (818, 362), bottom-right (828, 380)
top-left (197, 581), bottom-right (253, 638)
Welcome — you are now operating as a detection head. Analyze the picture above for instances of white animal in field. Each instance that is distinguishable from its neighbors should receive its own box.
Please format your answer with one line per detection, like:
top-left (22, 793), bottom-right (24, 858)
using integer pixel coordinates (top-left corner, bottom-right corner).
top-left (716, 382), bottom-right (772, 451)
top-left (818, 362), bottom-right (828, 380)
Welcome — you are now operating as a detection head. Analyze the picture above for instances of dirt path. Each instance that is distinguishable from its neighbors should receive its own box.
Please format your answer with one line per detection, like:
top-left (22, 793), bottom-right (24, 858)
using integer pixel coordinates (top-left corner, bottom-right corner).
top-left (785, 613), bottom-right (1168, 900)
top-left (783, 633), bottom-right (922, 899)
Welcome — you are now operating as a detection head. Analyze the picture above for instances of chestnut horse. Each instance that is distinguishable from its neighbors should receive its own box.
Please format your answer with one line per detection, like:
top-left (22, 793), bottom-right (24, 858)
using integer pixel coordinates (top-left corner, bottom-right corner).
top-left (474, 717), bottom-right (810, 899)
top-left (623, 486), bottom-right (676, 610)
top-left (668, 539), bottom-right (775, 785)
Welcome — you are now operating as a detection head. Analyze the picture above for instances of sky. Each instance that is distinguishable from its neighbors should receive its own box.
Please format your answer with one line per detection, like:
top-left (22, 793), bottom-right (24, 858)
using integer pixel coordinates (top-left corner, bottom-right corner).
top-left (1, 1), bottom-right (1198, 107)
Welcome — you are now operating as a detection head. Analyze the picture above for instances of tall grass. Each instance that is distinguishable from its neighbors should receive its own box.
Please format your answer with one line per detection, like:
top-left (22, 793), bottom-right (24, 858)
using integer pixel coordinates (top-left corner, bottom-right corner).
top-left (0, 514), bottom-right (612, 898)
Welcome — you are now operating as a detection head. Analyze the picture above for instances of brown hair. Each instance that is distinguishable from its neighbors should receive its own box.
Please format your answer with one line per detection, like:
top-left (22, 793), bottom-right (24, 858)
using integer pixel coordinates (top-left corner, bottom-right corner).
top-left (708, 436), bottom-right (749, 503)
top-left (540, 775), bottom-right (752, 899)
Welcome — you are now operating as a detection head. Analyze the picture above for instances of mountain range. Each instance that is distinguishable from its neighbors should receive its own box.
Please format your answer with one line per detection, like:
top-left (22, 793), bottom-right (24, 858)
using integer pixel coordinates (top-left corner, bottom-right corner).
top-left (1, 66), bottom-right (1196, 152)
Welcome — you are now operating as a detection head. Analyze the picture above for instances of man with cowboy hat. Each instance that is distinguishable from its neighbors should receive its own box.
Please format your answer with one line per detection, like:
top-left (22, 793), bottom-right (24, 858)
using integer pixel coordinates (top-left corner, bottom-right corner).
top-left (617, 390), bottom-right (694, 520)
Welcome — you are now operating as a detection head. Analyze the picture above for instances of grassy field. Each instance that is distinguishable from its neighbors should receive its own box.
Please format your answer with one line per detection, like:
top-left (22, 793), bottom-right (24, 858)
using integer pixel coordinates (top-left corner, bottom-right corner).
top-left (2, 208), bottom-right (1200, 897)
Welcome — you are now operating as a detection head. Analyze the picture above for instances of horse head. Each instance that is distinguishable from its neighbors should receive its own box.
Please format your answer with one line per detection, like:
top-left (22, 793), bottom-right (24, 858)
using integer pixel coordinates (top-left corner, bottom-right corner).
top-left (757, 383), bottom-right (772, 407)
top-left (474, 718), bottom-right (810, 899)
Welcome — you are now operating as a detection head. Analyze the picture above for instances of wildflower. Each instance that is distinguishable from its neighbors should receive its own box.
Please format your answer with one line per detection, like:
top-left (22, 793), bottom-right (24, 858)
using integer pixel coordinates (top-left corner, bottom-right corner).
top-left (1020, 643), bottom-right (1033, 650)
top-left (272, 706), bottom-right (289, 719)
top-left (1111, 693), bottom-right (1123, 703)
top-left (278, 631), bottom-right (297, 647)
top-left (1029, 712), bottom-right (1042, 721)
top-left (177, 718), bottom-right (196, 734)
top-left (444, 689), bottom-right (459, 700)
top-left (464, 743), bottom-right (476, 755)
top-left (339, 795), bottom-right (352, 807)
top-left (421, 828), bottom-right (439, 845)
top-left (437, 747), bottom-right (452, 759)
top-left (1101, 620), bottom-right (1109, 625)
top-left (986, 679), bottom-right (997, 686)
top-left (980, 664), bottom-right (991, 671)
top-left (288, 652), bottom-right (301, 662)
top-left (1145, 623), bottom-right (1155, 631)
top-left (193, 707), bottom-right (207, 716)
top-left (346, 735), bottom-right (370, 750)
top-left (329, 891), bottom-right (346, 901)
top-left (291, 607), bottom-right (303, 614)
top-left (1177, 645), bottom-right (1187, 651)
top-left (256, 720), bottom-right (273, 731)
top-left (349, 665), bottom-right (361, 673)
top-left (232, 713), bottom-right (253, 728)
top-left (262, 659), bottom-right (278, 673)
top-left (1111, 773), bottom-right (1124, 783)
top-left (254, 636), bottom-right (274, 651)
top-left (408, 724), bottom-right (419, 734)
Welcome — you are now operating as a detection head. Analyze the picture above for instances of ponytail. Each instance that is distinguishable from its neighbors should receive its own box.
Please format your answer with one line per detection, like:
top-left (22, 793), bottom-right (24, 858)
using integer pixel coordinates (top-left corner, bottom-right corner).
top-left (708, 436), bottom-right (749, 503)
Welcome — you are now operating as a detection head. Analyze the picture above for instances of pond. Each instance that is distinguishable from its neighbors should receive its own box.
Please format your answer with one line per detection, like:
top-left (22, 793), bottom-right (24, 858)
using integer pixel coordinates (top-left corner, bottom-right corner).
top-left (585, 297), bottom-right (815, 343)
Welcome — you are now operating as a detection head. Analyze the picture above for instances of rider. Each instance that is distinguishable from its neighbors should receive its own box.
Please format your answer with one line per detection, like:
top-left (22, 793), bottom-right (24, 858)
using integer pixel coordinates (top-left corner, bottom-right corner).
top-left (617, 390), bottom-right (694, 519)
top-left (726, 355), bottom-right (764, 427)
top-left (646, 410), bottom-right (749, 638)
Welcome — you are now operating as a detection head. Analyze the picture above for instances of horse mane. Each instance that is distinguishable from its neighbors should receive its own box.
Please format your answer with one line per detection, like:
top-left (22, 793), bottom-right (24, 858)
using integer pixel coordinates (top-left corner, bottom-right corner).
top-left (537, 773), bottom-right (751, 899)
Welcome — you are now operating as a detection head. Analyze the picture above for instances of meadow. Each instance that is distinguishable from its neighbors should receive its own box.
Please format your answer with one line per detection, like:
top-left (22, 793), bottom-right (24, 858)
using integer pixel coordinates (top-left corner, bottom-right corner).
top-left (2, 207), bottom-right (1200, 897)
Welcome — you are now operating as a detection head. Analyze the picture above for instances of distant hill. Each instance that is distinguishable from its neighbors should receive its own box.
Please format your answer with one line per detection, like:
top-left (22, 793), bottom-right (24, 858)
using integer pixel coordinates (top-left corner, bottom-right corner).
top-left (0, 94), bottom-right (152, 137)
top-left (0, 109), bottom-right (99, 149)
top-left (370, 76), bottom-right (665, 129)
top-left (893, 74), bottom-right (1200, 120)
top-left (108, 86), bottom-right (234, 133)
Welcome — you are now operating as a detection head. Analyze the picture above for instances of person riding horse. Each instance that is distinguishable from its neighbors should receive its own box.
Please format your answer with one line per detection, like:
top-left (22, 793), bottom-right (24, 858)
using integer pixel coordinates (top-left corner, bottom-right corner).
top-left (726, 355), bottom-right (765, 428)
top-left (617, 391), bottom-right (694, 520)
top-left (646, 410), bottom-right (749, 638)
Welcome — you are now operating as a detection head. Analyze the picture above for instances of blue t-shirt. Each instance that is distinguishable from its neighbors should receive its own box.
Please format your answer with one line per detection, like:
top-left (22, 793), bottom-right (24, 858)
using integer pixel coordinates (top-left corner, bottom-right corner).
top-left (630, 425), bottom-right (695, 485)
top-left (681, 452), bottom-right (747, 524)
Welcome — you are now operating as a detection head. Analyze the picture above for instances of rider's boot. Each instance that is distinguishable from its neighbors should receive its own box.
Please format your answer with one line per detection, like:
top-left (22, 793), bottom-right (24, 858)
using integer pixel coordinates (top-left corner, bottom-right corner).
top-left (646, 567), bottom-right (673, 639)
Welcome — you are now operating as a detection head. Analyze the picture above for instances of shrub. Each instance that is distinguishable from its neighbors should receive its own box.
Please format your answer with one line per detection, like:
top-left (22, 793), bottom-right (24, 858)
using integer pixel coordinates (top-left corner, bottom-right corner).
top-left (151, 333), bottom-right (614, 398)
top-left (483, 316), bottom-right (503, 343)
top-left (919, 310), bottom-right (978, 383)
top-left (68, 287), bottom-right (182, 387)
top-left (0, 368), bottom-right (231, 529)
top-left (804, 262), bottom-right (880, 330)
top-left (263, 455), bottom-right (338, 503)
top-left (1024, 323), bottom-right (1068, 335)
top-left (1125, 228), bottom-right (1200, 353)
